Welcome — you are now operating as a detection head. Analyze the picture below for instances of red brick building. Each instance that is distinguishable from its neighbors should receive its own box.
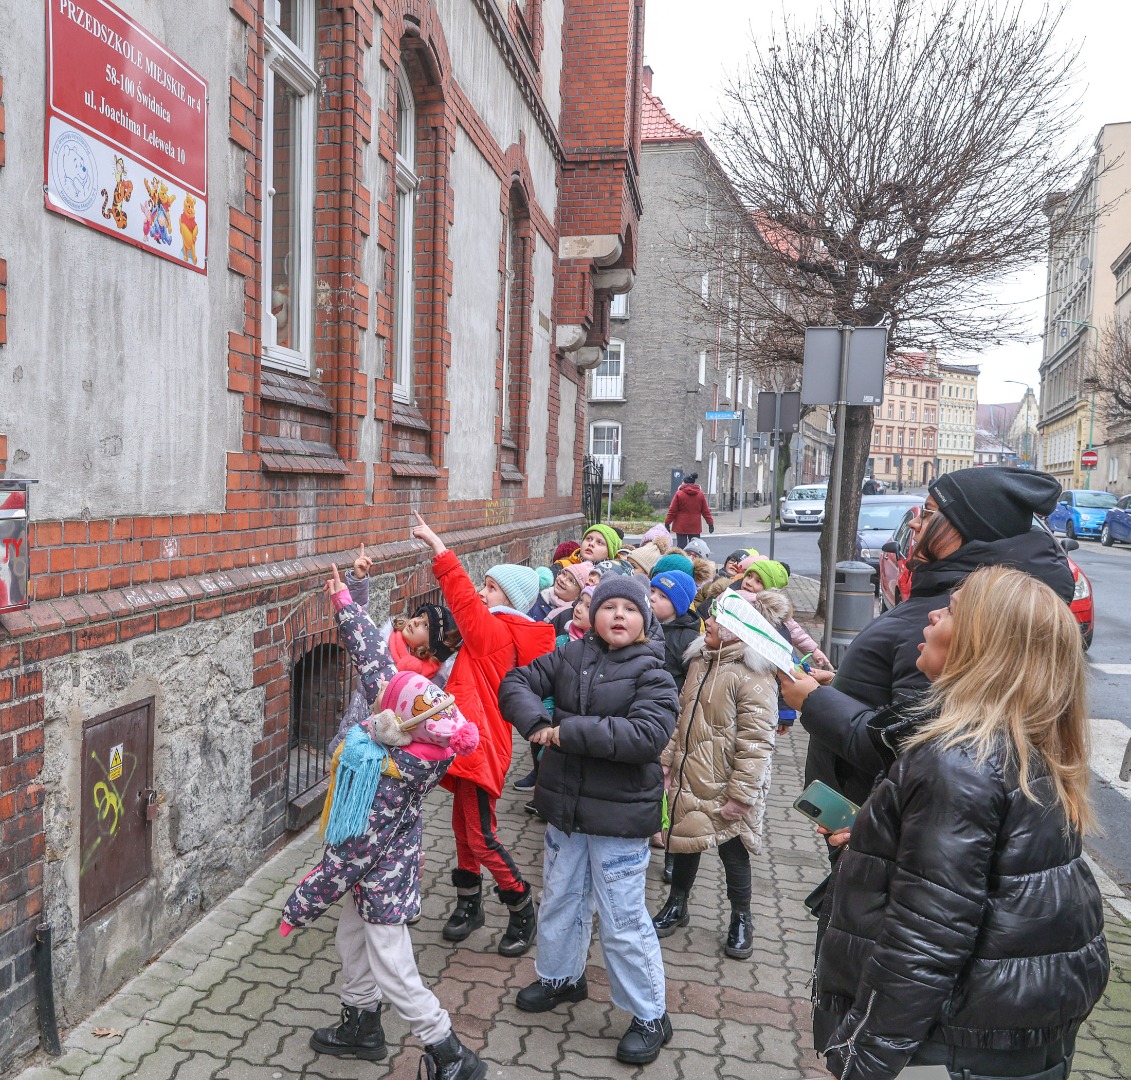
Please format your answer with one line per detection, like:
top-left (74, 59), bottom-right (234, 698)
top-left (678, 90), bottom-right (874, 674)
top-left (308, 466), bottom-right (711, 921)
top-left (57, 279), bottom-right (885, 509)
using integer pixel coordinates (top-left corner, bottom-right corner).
top-left (0, 0), bottom-right (643, 1063)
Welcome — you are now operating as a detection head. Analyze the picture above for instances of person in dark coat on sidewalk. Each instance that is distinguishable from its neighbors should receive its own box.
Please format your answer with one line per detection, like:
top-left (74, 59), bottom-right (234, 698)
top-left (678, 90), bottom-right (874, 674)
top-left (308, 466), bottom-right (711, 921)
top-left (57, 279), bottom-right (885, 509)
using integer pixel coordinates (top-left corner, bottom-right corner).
top-left (665, 473), bottom-right (715, 546)
top-left (499, 575), bottom-right (679, 1066)
top-left (814, 566), bottom-right (1108, 1080)
top-left (797, 467), bottom-right (1074, 810)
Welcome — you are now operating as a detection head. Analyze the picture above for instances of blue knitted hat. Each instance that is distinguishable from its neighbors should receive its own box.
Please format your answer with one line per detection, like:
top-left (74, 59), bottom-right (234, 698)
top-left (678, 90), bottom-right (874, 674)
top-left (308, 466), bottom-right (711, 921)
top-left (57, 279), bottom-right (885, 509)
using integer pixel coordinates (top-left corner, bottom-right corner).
top-left (485, 564), bottom-right (541, 613)
top-left (650, 570), bottom-right (697, 617)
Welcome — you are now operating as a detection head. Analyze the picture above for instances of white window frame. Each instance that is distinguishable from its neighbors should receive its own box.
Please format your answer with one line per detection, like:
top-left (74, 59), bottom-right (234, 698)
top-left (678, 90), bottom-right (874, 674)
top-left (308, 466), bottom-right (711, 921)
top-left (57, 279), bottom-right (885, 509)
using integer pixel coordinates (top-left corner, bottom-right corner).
top-left (610, 292), bottom-right (629, 319)
top-left (589, 340), bottom-right (625, 401)
top-left (500, 200), bottom-right (516, 431)
top-left (698, 350), bottom-right (706, 386)
top-left (589, 421), bottom-right (622, 483)
top-left (262, 3), bottom-right (318, 375)
top-left (695, 425), bottom-right (703, 462)
top-left (725, 369), bottom-right (733, 401)
top-left (393, 68), bottom-right (419, 403)
top-left (700, 271), bottom-right (710, 304)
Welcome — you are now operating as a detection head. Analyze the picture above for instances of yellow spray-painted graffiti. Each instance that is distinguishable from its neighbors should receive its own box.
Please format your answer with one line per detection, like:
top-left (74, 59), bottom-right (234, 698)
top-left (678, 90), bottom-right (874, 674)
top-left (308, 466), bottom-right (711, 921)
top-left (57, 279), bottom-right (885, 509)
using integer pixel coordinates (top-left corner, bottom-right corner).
top-left (80, 747), bottom-right (137, 877)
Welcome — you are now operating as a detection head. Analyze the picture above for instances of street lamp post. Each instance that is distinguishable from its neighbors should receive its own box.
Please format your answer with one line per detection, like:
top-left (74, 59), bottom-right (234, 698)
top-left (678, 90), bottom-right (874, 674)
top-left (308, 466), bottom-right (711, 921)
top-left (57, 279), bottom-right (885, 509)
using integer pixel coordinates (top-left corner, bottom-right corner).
top-left (1054, 319), bottom-right (1100, 488)
top-left (1004, 379), bottom-right (1032, 466)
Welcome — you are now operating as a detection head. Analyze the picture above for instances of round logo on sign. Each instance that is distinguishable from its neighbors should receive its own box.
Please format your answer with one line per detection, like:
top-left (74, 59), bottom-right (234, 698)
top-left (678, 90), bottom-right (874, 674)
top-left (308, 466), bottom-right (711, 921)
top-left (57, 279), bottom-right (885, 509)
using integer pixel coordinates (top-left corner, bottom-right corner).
top-left (50, 130), bottom-right (99, 212)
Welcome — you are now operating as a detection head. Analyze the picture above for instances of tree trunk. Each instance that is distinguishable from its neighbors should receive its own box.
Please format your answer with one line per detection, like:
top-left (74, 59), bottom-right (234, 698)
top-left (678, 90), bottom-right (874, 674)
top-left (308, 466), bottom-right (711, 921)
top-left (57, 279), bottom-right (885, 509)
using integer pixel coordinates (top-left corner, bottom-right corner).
top-left (817, 405), bottom-right (873, 617)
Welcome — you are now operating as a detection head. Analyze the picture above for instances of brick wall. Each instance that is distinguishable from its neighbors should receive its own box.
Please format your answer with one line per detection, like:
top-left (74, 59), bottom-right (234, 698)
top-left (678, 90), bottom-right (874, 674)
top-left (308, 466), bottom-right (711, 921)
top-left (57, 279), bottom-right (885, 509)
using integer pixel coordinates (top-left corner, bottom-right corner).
top-left (0, 665), bottom-right (44, 1070)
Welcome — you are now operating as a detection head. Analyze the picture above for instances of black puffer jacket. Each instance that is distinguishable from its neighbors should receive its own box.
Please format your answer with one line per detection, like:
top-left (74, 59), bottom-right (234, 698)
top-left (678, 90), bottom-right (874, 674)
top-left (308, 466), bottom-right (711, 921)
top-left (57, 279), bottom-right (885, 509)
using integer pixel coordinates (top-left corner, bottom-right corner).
top-left (499, 631), bottom-right (678, 838)
top-left (817, 741), bottom-right (1109, 1079)
top-left (659, 610), bottom-right (702, 691)
top-left (805, 526), bottom-right (1074, 800)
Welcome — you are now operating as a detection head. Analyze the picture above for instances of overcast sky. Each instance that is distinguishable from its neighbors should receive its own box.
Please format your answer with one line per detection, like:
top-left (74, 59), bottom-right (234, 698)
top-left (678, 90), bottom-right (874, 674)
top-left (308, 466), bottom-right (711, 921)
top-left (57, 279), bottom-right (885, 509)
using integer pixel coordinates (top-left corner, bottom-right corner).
top-left (642, 0), bottom-right (1131, 405)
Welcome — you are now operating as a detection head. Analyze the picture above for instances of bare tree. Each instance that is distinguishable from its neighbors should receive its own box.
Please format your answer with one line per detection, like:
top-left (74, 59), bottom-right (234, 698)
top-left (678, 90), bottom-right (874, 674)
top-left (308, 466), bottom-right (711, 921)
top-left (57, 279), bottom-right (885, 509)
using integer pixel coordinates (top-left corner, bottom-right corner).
top-left (675, 0), bottom-right (1091, 607)
top-left (1088, 317), bottom-right (1131, 428)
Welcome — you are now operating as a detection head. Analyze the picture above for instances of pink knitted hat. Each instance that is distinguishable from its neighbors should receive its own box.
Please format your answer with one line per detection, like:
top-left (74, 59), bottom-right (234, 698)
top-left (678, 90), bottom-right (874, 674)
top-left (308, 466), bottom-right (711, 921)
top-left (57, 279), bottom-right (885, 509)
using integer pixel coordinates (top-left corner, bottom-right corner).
top-left (559, 561), bottom-right (594, 590)
top-left (380, 671), bottom-right (478, 754)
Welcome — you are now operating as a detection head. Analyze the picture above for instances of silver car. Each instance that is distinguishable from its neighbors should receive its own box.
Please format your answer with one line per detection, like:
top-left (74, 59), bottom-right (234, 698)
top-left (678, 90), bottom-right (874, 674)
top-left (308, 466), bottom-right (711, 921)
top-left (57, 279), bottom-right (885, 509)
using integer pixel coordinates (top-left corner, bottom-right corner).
top-left (778, 484), bottom-right (828, 529)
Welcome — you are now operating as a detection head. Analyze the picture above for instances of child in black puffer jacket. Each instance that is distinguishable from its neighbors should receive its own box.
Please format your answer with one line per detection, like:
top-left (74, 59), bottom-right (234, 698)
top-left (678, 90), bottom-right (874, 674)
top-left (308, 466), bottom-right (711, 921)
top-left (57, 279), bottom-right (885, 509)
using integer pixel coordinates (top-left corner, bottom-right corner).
top-left (499, 575), bottom-right (679, 1067)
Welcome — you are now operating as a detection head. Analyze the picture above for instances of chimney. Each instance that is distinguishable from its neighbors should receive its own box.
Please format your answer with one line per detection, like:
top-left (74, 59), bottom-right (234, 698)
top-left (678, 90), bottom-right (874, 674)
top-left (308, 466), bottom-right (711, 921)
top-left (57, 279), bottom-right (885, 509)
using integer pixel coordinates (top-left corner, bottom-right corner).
top-left (642, 64), bottom-right (653, 94)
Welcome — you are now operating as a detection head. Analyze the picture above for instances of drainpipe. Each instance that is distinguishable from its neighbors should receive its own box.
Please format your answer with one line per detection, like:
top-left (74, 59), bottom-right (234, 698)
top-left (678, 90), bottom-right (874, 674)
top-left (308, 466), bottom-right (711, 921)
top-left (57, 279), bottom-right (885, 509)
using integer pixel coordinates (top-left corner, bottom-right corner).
top-left (34, 923), bottom-right (62, 1056)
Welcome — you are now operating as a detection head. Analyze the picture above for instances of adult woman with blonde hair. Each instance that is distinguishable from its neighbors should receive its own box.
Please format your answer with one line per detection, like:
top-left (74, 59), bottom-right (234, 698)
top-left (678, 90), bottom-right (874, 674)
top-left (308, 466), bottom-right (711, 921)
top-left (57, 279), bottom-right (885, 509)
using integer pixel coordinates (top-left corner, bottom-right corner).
top-left (815, 566), bottom-right (1108, 1080)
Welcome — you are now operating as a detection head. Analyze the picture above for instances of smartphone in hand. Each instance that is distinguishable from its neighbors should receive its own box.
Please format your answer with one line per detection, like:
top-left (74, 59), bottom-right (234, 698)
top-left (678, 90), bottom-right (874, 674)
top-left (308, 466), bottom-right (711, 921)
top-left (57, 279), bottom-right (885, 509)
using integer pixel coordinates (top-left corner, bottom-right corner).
top-left (792, 780), bottom-right (859, 832)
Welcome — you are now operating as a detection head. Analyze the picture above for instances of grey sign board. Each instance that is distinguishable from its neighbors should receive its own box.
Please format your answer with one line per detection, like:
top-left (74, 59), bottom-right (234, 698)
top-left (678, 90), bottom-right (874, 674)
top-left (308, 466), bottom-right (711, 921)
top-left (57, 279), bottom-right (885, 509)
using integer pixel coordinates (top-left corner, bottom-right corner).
top-left (756, 391), bottom-right (801, 435)
top-left (801, 326), bottom-right (888, 406)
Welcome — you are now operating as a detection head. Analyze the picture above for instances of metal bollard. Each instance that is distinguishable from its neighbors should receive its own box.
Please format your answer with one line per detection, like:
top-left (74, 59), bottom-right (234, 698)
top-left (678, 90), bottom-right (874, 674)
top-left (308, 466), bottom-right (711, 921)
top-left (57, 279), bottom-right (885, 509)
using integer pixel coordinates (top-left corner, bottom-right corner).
top-left (829, 560), bottom-right (877, 667)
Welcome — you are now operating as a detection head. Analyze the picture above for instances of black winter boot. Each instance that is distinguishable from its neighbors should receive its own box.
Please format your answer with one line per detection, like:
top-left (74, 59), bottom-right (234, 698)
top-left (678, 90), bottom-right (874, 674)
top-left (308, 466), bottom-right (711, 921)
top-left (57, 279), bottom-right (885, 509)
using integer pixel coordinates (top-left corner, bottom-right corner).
top-left (309, 1003), bottom-right (386, 1060)
top-left (515, 975), bottom-right (589, 1012)
top-left (496, 885), bottom-right (536, 957)
top-left (443, 870), bottom-right (485, 942)
top-left (419, 1031), bottom-right (487, 1080)
top-left (616, 1013), bottom-right (673, 1064)
top-left (651, 889), bottom-right (690, 938)
top-left (724, 909), bottom-right (754, 959)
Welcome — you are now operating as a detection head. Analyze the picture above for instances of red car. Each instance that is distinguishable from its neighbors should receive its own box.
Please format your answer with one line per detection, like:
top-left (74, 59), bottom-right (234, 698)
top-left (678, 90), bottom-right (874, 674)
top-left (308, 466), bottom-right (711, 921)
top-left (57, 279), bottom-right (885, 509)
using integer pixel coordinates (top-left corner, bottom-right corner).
top-left (877, 511), bottom-right (1093, 651)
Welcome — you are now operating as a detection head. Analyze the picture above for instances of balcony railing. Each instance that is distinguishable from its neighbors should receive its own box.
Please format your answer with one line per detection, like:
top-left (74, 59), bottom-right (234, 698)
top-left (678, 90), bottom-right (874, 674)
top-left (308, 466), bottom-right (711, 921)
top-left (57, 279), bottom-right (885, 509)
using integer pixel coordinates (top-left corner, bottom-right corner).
top-left (590, 371), bottom-right (625, 401)
top-left (591, 453), bottom-right (622, 483)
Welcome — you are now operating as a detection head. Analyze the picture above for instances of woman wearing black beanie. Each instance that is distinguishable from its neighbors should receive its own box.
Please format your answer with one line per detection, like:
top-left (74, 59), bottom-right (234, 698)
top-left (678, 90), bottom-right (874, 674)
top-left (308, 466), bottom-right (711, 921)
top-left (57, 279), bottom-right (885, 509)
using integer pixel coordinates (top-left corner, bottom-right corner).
top-left (793, 467), bottom-right (1075, 812)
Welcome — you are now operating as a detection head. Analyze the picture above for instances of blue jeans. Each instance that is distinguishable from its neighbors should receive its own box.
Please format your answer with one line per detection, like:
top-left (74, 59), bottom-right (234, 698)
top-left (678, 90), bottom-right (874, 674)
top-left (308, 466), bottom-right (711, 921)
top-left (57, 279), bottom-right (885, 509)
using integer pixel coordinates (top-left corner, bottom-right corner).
top-left (536, 825), bottom-right (667, 1021)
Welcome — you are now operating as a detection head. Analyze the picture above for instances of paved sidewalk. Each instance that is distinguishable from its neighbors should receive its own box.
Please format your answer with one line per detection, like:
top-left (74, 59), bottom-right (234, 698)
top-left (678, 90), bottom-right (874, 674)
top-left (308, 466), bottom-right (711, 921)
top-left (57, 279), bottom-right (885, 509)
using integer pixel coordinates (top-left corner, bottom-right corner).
top-left (16, 729), bottom-right (1131, 1080)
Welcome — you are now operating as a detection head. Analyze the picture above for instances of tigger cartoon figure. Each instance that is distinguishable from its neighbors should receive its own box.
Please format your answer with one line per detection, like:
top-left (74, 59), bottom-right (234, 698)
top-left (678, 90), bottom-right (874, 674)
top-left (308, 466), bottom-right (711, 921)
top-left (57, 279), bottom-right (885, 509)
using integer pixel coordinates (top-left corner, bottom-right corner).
top-left (179, 194), bottom-right (199, 264)
top-left (100, 156), bottom-right (133, 231)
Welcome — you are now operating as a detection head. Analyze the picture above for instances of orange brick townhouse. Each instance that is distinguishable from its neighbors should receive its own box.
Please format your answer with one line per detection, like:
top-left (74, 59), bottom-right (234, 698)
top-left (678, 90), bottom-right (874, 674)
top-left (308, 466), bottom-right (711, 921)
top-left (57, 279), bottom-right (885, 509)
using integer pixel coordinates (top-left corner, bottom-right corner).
top-left (0, 0), bottom-right (643, 1063)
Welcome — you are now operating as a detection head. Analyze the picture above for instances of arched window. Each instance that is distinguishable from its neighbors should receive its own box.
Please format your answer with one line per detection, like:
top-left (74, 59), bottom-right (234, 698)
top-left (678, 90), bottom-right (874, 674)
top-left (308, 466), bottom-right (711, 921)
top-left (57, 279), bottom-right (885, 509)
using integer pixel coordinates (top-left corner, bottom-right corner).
top-left (589, 422), bottom-right (622, 483)
top-left (392, 68), bottom-right (419, 403)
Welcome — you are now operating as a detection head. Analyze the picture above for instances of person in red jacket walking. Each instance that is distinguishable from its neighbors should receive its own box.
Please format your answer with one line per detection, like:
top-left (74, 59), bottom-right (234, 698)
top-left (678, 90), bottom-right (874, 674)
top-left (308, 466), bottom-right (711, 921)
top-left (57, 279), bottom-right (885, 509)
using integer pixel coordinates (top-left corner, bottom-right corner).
top-left (412, 512), bottom-right (556, 958)
top-left (665, 473), bottom-right (715, 547)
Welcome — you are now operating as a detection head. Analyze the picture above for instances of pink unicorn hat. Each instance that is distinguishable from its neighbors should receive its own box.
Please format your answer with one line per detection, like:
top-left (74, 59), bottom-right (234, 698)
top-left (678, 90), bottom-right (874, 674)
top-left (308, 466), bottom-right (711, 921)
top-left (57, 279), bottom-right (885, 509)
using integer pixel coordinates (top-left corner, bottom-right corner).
top-left (379, 671), bottom-right (478, 755)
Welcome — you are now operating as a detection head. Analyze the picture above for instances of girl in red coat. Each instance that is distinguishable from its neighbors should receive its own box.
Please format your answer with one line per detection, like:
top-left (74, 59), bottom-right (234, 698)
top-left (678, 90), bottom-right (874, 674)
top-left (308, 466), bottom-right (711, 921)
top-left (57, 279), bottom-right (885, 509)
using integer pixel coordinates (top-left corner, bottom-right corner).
top-left (412, 512), bottom-right (556, 957)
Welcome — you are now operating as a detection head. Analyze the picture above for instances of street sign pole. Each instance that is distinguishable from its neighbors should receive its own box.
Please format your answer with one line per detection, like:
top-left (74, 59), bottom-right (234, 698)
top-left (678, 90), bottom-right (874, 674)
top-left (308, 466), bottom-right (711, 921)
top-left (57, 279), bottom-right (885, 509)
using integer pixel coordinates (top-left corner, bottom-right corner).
top-left (738, 411), bottom-right (746, 528)
top-left (821, 325), bottom-right (853, 659)
top-left (769, 393), bottom-right (782, 560)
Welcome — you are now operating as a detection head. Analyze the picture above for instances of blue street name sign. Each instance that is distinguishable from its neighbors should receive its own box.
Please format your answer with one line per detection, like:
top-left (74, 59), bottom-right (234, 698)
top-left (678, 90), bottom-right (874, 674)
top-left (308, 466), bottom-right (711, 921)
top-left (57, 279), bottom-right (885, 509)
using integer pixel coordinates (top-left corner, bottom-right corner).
top-left (705, 410), bottom-right (741, 420)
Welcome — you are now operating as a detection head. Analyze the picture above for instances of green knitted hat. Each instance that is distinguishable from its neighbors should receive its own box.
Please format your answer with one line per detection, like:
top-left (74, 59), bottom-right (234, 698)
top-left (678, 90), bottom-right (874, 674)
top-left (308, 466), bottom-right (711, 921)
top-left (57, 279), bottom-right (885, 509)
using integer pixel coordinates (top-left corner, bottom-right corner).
top-left (745, 559), bottom-right (790, 591)
top-left (583, 524), bottom-right (622, 560)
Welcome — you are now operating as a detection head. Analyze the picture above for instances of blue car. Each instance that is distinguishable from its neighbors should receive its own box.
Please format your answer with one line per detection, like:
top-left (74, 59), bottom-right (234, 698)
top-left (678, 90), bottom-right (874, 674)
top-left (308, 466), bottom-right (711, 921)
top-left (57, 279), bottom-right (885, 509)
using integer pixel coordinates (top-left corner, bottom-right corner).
top-left (1046, 489), bottom-right (1118, 540)
top-left (1100, 494), bottom-right (1131, 546)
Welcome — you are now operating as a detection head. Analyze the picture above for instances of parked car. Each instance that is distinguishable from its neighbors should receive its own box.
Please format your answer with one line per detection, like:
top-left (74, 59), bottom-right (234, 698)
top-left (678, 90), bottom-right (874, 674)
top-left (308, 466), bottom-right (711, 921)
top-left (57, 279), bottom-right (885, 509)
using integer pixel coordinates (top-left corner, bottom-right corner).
top-left (779, 479), bottom-right (885, 529)
top-left (877, 514), bottom-right (1094, 651)
top-left (1100, 494), bottom-right (1131, 546)
top-left (854, 494), bottom-right (924, 592)
top-left (778, 484), bottom-right (828, 529)
top-left (877, 505), bottom-right (920, 612)
top-left (1047, 489), bottom-right (1119, 540)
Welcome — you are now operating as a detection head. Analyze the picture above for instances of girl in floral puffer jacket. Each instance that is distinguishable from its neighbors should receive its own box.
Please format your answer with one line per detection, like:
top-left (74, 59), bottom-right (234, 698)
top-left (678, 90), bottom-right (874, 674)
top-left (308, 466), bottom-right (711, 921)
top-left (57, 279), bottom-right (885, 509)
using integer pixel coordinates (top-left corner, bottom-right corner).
top-left (279, 565), bottom-right (486, 1080)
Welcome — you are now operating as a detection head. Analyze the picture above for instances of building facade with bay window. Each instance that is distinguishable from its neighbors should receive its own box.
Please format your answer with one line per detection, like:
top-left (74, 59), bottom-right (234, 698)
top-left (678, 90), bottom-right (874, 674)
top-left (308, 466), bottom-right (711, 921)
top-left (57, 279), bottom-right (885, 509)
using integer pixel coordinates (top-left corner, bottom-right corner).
top-left (0, 0), bottom-right (643, 1065)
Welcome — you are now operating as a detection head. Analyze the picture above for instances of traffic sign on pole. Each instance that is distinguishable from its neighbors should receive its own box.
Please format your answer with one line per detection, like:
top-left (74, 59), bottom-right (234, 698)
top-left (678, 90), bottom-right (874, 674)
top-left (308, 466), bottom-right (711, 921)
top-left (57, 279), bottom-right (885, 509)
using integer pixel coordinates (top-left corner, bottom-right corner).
top-left (1081, 449), bottom-right (1099, 469)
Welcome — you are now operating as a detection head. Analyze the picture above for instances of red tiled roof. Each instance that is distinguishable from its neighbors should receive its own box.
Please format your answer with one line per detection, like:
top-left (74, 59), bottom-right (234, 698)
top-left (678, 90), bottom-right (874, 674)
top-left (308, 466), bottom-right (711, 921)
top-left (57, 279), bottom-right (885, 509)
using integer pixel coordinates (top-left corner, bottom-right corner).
top-left (641, 88), bottom-right (701, 143)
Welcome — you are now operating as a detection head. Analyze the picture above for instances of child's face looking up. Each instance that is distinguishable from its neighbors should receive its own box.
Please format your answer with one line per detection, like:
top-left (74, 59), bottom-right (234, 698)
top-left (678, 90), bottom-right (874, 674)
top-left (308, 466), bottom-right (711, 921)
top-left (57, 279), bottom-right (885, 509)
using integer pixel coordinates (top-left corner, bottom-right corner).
top-left (401, 613), bottom-right (431, 651)
top-left (553, 570), bottom-right (581, 601)
top-left (579, 532), bottom-right (608, 562)
top-left (572, 593), bottom-right (592, 631)
top-left (703, 615), bottom-right (723, 649)
top-left (593, 597), bottom-right (644, 650)
top-left (479, 576), bottom-right (510, 608)
top-left (587, 569), bottom-right (602, 586)
top-left (741, 571), bottom-right (765, 594)
top-left (649, 586), bottom-right (676, 624)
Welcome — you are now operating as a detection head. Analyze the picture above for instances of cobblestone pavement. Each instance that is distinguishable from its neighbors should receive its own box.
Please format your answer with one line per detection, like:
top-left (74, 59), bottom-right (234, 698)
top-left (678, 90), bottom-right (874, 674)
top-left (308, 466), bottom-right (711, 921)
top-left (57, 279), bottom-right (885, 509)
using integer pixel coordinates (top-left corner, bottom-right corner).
top-left (16, 730), bottom-right (1131, 1080)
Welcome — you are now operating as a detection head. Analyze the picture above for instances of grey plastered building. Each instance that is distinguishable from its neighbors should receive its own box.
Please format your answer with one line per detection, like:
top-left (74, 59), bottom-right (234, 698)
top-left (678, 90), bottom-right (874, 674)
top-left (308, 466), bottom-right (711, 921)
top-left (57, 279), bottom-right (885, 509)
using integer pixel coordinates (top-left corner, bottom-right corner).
top-left (586, 70), bottom-right (773, 511)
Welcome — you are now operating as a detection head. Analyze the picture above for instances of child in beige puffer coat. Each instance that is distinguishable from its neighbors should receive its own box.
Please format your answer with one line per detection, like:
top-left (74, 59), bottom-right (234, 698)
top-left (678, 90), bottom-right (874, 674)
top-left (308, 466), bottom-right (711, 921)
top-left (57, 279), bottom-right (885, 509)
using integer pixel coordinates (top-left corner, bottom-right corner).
top-left (652, 590), bottom-right (780, 960)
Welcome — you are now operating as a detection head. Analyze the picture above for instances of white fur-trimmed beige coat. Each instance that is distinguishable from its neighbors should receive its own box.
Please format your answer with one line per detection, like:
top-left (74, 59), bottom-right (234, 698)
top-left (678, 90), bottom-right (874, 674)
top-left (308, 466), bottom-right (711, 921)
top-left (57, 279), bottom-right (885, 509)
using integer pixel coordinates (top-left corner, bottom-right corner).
top-left (660, 635), bottom-right (778, 855)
